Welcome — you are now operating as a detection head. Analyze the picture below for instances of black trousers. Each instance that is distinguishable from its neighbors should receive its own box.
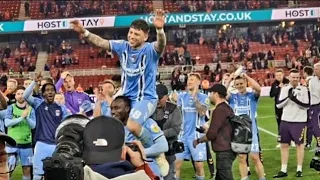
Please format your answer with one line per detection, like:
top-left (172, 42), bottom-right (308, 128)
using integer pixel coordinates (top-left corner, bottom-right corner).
top-left (215, 150), bottom-right (237, 180)
top-left (275, 107), bottom-right (283, 135)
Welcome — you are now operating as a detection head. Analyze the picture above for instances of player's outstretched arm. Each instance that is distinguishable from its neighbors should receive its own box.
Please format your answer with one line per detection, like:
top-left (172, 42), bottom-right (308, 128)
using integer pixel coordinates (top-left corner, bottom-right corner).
top-left (70, 20), bottom-right (111, 51)
top-left (153, 9), bottom-right (167, 53)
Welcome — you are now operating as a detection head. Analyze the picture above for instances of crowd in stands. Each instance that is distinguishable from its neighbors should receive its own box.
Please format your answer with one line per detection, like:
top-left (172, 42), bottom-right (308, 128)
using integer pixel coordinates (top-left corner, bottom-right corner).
top-left (168, 24), bottom-right (320, 91)
top-left (0, 40), bottom-right (38, 75)
top-left (25, 0), bottom-right (152, 19)
top-left (0, 0), bottom-right (20, 21)
top-left (166, 0), bottom-right (279, 13)
top-left (165, 0), bottom-right (320, 13)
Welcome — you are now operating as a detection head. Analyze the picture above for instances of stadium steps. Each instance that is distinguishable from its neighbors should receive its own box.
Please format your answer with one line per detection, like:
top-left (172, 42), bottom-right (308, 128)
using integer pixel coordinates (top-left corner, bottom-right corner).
top-left (18, 2), bottom-right (27, 20)
top-left (35, 52), bottom-right (48, 72)
top-left (153, 0), bottom-right (164, 10)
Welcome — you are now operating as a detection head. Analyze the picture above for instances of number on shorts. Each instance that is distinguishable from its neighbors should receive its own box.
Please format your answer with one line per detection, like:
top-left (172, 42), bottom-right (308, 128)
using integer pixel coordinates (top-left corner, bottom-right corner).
top-left (198, 151), bottom-right (204, 160)
top-left (252, 143), bottom-right (259, 152)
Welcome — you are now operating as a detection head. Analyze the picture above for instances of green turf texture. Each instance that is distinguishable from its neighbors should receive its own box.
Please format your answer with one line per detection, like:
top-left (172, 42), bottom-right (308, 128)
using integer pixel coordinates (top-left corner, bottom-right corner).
top-left (11, 97), bottom-right (320, 179)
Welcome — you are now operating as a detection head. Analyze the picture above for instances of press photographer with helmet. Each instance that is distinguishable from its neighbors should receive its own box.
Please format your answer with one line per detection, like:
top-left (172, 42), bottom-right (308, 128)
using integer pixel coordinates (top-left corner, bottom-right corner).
top-left (151, 84), bottom-right (183, 180)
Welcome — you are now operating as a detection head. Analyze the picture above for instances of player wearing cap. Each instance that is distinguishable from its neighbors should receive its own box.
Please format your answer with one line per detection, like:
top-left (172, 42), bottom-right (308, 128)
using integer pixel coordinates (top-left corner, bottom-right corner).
top-left (4, 86), bottom-right (35, 180)
top-left (55, 71), bottom-right (93, 115)
top-left (110, 96), bottom-right (168, 179)
top-left (93, 80), bottom-right (116, 117)
top-left (175, 73), bottom-right (209, 180)
top-left (23, 72), bottom-right (70, 180)
top-left (227, 73), bottom-right (266, 180)
top-left (194, 84), bottom-right (236, 180)
top-left (0, 132), bottom-right (16, 179)
top-left (71, 9), bottom-right (168, 174)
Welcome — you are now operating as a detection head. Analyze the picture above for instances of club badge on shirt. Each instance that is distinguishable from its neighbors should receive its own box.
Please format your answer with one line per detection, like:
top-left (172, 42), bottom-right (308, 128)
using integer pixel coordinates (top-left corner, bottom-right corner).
top-left (78, 99), bottom-right (82, 105)
top-left (55, 110), bottom-right (61, 117)
top-left (151, 123), bottom-right (160, 133)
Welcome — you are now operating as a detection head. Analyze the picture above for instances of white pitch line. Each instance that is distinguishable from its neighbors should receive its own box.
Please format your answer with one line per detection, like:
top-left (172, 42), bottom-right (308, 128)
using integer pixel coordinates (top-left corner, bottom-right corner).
top-left (258, 116), bottom-right (275, 119)
top-left (258, 127), bottom-right (278, 137)
top-left (261, 148), bottom-right (279, 151)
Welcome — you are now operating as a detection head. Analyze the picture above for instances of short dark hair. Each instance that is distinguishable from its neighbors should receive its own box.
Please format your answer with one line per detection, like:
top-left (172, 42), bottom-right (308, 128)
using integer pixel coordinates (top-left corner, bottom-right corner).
top-left (130, 19), bottom-right (149, 34)
top-left (42, 77), bottom-right (54, 84)
top-left (41, 83), bottom-right (56, 94)
top-left (289, 68), bottom-right (299, 74)
top-left (234, 76), bottom-right (244, 81)
top-left (303, 66), bottom-right (313, 76)
top-left (15, 86), bottom-right (25, 92)
top-left (111, 75), bottom-right (121, 83)
top-left (113, 96), bottom-right (131, 110)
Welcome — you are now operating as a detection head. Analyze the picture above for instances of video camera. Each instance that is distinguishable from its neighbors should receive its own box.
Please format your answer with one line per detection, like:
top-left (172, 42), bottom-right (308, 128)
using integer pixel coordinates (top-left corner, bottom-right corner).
top-left (310, 152), bottom-right (320, 172)
top-left (43, 115), bottom-right (90, 180)
top-left (166, 141), bottom-right (184, 156)
top-left (43, 136), bottom-right (84, 180)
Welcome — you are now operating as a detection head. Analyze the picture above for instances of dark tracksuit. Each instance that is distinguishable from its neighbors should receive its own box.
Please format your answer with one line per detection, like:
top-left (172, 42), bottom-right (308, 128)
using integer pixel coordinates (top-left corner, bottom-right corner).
top-left (269, 78), bottom-right (290, 135)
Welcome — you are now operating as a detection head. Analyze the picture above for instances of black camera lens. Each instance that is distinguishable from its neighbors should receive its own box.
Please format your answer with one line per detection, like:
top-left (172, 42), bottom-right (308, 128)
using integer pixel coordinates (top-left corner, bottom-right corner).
top-left (53, 159), bottom-right (61, 168)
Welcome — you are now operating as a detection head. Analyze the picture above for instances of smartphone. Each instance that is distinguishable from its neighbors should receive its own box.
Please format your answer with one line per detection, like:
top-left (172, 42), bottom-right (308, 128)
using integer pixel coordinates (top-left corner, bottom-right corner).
top-left (125, 143), bottom-right (139, 152)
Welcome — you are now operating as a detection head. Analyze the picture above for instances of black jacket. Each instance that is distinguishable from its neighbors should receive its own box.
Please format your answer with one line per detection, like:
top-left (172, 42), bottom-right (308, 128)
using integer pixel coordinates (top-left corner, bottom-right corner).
top-left (270, 78), bottom-right (290, 104)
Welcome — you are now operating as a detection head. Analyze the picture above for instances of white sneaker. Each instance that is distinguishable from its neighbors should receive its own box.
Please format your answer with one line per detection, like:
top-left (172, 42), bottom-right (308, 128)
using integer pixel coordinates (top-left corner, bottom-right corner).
top-left (291, 141), bottom-right (296, 147)
top-left (276, 144), bottom-right (281, 148)
top-left (155, 153), bottom-right (169, 176)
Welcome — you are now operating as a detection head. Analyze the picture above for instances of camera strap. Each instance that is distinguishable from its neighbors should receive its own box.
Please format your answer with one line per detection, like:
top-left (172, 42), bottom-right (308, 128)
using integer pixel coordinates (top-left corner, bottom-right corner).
top-left (157, 102), bottom-right (176, 129)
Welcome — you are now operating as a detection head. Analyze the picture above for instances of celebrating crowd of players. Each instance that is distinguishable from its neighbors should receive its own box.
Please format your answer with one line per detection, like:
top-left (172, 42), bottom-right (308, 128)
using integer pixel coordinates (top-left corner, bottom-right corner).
top-left (1, 8), bottom-right (320, 180)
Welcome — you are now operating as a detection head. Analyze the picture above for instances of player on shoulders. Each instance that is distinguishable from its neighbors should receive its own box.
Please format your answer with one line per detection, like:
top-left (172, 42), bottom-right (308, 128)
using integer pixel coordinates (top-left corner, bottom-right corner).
top-left (71, 9), bottom-right (168, 175)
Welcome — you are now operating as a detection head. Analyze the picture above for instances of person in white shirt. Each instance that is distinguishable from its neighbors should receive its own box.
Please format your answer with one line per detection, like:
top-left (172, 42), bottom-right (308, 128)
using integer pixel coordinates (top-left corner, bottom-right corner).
top-left (306, 63), bottom-right (320, 154)
top-left (274, 69), bottom-right (310, 178)
top-left (302, 66), bottom-right (317, 148)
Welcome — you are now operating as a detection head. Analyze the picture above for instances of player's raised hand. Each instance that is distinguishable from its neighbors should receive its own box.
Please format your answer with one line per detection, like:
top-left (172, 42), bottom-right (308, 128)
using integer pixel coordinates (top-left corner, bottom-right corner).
top-left (34, 71), bottom-right (42, 82)
top-left (70, 20), bottom-right (85, 34)
top-left (153, 9), bottom-right (165, 29)
top-left (60, 71), bottom-right (70, 79)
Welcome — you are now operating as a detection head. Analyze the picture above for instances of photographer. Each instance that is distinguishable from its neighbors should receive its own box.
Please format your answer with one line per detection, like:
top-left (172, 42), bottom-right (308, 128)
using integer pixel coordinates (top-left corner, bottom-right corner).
top-left (83, 116), bottom-right (159, 180)
top-left (44, 114), bottom-right (158, 180)
top-left (151, 84), bottom-right (182, 180)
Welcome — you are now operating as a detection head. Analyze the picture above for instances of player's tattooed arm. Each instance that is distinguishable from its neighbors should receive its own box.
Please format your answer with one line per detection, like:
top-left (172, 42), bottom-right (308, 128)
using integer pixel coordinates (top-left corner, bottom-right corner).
top-left (86, 32), bottom-right (111, 51)
top-left (153, 9), bottom-right (166, 53)
top-left (154, 31), bottom-right (166, 53)
top-left (194, 99), bottom-right (207, 116)
top-left (70, 20), bottom-right (111, 51)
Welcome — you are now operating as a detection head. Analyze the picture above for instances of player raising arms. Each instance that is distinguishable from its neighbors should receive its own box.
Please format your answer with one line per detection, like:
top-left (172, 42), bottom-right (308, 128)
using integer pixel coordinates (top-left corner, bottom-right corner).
top-left (71, 9), bottom-right (167, 174)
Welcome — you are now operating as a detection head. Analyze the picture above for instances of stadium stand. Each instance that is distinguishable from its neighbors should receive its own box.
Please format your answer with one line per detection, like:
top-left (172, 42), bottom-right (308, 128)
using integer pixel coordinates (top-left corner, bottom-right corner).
top-left (28, 0), bottom-right (153, 19)
top-left (0, 41), bottom-right (38, 74)
top-left (0, 0), bottom-right (21, 21)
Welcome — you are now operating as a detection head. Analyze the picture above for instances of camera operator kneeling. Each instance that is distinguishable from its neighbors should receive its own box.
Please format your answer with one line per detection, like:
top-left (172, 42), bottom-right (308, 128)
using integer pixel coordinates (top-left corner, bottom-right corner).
top-left (43, 115), bottom-right (159, 180)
